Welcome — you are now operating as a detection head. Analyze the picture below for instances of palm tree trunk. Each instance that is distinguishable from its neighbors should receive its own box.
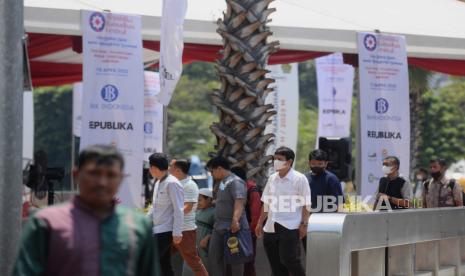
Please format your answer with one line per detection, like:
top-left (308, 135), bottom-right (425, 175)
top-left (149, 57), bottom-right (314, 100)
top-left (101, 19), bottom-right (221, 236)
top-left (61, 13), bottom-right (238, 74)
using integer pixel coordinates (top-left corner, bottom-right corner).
top-left (210, 0), bottom-right (279, 187)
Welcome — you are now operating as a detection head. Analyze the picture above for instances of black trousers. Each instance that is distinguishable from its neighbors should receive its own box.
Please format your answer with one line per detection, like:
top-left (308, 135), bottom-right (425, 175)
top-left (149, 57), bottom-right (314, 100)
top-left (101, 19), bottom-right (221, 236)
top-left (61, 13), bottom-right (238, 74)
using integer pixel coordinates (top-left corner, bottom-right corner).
top-left (263, 223), bottom-right (305, 276)
top-left (155, 231), bottom-right (173, 276)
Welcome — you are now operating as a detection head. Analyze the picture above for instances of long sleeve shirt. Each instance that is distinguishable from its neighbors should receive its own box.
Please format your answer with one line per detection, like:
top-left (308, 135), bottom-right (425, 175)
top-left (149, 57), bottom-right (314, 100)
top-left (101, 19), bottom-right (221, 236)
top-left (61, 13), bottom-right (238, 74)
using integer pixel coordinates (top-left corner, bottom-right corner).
top-left (12, 196), bottom-right (159, 276)
top-left (148, 174), bottom-right (184, 236)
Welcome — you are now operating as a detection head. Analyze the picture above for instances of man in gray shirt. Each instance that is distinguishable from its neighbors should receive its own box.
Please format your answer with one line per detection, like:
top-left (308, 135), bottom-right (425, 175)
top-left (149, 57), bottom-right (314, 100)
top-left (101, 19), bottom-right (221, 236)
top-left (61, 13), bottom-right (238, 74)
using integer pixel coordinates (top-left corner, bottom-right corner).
top-left (147, 153), bottom-right (184, 276)
top-left (206, 156), bottom-right (249, 276)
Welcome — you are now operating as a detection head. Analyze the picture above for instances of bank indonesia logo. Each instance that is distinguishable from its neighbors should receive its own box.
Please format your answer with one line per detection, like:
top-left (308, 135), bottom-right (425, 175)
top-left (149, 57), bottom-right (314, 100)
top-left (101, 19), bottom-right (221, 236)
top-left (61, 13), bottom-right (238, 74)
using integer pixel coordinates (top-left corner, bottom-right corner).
top-left (89, 12), bottom-right (105, 32)
top-left (375, 98), bottom-right (389, 114)
top-left (144, 122), bottom-right (153, 134)
top-left (364, 34), bottom-right (377, 51)
top-left (101, 85), bottom-right (119, 102)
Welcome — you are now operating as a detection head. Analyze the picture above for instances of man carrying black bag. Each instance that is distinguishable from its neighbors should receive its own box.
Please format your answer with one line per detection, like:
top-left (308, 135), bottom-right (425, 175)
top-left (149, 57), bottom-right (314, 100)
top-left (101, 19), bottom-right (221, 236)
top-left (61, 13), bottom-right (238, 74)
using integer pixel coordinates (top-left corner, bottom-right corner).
top-left (206, 156), bottom-right (252, 275)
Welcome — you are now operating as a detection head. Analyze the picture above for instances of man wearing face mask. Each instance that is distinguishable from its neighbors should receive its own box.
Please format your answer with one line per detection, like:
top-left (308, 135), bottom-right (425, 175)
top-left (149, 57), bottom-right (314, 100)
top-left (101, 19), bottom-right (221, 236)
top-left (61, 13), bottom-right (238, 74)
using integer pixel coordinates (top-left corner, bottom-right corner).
top-left (301, 149), bottom-right (343, 251)
top-left (374, 156), bottom-right (412, 210)
top-left (422, 158), bottom-right (463, 208)
top-left (256, 147), bottom-right (310, 276)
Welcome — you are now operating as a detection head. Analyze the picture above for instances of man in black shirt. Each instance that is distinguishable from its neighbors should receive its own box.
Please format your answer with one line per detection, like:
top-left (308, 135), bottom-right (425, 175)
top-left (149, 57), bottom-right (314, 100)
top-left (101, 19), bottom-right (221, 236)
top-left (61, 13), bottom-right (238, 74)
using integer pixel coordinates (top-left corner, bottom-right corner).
top-left (374, 156), bottom-right (412, 210)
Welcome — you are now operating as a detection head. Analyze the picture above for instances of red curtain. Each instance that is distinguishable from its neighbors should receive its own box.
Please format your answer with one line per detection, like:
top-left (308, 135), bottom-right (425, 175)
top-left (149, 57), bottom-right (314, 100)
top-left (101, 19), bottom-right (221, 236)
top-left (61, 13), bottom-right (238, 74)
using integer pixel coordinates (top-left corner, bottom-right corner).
top-left (28, 33), bottom-right (465, 87)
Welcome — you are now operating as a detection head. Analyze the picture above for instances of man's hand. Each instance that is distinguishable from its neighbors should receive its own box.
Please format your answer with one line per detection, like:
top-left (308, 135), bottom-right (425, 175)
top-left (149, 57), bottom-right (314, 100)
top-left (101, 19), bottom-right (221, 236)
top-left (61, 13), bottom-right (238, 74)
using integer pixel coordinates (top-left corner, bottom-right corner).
top-left (231, 220), bottom-right (240, 233)
top-left (173, 236), bottom-right (182, 245)
top-left (299, 223), bottom-right (308, 239)
top-left (255, 223), bottom-right (263, 238)
top-left (378, 193), bottom-right (390, 201)
top-left (199, 236), bottom-right (210, 249)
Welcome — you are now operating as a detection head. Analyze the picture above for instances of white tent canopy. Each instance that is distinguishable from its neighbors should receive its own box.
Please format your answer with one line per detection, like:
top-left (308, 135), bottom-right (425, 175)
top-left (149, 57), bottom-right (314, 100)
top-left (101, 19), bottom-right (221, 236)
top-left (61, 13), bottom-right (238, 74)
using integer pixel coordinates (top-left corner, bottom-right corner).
top-left (25, 0), bottom-right (465, 60)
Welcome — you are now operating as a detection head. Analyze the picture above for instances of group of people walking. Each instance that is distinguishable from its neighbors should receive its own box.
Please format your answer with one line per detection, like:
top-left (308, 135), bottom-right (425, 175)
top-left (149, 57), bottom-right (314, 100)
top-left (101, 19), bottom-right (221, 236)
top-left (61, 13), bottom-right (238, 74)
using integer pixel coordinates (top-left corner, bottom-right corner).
top-left (12, 144), bottom-right (464, 276)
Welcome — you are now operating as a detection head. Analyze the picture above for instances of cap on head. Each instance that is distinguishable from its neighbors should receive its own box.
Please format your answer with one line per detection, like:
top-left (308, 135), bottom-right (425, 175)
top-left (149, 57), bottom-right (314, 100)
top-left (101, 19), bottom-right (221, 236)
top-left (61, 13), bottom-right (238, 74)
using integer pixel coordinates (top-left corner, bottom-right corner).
top-left (199, 188), bottom-right (213, 198)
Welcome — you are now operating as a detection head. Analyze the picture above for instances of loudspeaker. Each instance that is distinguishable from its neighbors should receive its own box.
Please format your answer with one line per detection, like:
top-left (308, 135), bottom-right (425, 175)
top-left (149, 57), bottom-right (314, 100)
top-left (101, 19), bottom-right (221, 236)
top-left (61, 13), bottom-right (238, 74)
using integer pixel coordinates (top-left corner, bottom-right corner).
top-left (318, 137), bottom-right (352, 181)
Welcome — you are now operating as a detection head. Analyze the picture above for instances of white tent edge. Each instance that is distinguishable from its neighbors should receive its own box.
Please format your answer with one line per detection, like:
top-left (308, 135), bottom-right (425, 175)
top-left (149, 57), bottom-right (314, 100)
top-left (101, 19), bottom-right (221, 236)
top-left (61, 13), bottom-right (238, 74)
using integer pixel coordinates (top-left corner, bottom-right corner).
top-left (25, 5), bottom-right (465, 61)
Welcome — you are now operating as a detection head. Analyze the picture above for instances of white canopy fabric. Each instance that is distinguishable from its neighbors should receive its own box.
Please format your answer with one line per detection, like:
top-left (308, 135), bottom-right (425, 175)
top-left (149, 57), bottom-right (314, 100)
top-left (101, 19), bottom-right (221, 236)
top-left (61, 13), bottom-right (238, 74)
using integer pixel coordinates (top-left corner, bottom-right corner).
top-left (25, 0), bottom-right (465, 60)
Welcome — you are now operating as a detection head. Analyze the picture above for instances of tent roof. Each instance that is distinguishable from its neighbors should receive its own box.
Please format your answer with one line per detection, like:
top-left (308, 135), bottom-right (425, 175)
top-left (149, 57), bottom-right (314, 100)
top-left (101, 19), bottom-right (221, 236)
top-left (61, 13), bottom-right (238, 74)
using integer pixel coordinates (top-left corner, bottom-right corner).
top-left (25, 0), bottom-right (465, 60)
top-left (24, 0), bottom-right (465, 86)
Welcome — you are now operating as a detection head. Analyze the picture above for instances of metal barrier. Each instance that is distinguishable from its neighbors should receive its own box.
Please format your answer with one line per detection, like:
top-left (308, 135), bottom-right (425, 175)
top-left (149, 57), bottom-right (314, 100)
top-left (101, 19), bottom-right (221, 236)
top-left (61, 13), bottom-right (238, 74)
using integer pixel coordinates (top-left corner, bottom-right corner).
top-left (307, 207), bottom-right (465, 276)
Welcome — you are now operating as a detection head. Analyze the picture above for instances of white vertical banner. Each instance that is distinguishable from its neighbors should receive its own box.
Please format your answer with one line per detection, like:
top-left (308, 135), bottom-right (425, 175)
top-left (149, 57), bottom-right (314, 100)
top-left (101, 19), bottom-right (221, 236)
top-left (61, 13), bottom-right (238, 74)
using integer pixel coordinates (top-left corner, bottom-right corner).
top-left (158, 0), bottom-right (188, 106)
top-left (358, 32), bottom-right (410, 199)
top-left (265, 63), bottom-right (299, 156)
top-left (316, 54), bottom-right (354, 144)
top-left (23, 91), bottom-right (34, 169)
top-left (80, 11), bottom-right (145, 208)
top-left (72, 82), bottom-right (83, 137)
top-left (143, 71), bottom-right (164, 161)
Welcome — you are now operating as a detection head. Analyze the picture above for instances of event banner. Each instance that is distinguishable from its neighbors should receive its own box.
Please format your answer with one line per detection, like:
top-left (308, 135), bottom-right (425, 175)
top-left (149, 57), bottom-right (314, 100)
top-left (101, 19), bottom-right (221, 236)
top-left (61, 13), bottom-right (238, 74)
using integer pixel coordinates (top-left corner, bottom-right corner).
top-left (80, 11), bottom-right (144, 208)
top-left (72, 82), bottom-right (83, 137)
top-left (143, 71), bottom-right (164, 162)
top-left (358, 32), bottom-right (410, 199)
top-left (23, 91), bottom-right (34, 169)
top-left (158, 0), bottom-right (188, 106)
top-left (265, 63), bottom-right (299, 156)
top-left (316, 53), bottom-right (354, 143)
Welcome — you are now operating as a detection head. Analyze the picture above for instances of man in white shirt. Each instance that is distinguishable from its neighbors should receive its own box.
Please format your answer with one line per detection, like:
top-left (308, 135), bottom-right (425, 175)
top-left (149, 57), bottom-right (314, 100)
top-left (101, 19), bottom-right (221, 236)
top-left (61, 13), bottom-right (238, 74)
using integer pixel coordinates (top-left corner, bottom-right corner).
top-left (256, 147), bottom-right (311, 276)
top-left (147, 153), bottom-right (184, 276)
top-left (169, 158), bottom-right (208, 276)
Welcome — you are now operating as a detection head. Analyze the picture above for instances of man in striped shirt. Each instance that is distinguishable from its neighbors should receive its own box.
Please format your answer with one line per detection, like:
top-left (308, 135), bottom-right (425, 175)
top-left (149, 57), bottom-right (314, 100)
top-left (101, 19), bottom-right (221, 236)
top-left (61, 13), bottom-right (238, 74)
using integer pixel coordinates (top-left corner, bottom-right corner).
top-left (13, 145), bottom-right (159, 276)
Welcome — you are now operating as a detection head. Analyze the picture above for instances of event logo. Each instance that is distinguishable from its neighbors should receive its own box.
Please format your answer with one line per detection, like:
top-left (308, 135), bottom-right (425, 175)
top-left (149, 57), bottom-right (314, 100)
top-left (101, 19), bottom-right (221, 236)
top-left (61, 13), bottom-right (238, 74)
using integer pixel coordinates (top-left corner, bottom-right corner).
top-left (368, 173), bottom-right (380, 184)
top-left (144, 122), bottom-right (153, 134)
top-left (364, 34), bottom-right (377, 51)
top-left (89, 121), bottom-right (134, 130)
top-left (368, 152), bottom-right (377, 162)
top-left (101, 85), bottom-right (119, 102)
top-left (382, 148), bottom-right (389, 158)
top-left (89, 12), bottom-right (106, 32)
top-left (367, 131), bottom-right (402, 139)
top-left (375, 98), bottom-right (389, 114)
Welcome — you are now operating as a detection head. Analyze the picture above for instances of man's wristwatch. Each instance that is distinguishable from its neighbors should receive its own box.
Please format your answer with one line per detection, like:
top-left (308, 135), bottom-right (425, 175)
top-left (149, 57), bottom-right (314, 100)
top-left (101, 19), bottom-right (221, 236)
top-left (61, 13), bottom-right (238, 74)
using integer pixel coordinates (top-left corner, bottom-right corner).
top-left (300, 221), bottom-right (308, 226)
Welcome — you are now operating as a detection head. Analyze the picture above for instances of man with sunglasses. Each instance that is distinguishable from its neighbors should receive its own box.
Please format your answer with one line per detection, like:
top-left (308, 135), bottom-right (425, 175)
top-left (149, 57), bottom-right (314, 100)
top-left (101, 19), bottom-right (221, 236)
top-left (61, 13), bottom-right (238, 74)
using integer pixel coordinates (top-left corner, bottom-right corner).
top-left (13, 145), bottom-right (159, 276)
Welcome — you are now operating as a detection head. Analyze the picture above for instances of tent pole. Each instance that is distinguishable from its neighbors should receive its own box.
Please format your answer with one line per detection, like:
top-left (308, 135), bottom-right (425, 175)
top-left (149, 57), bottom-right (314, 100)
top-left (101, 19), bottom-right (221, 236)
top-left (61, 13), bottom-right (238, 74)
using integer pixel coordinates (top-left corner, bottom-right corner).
top-left (0, 0), bottom-right (24, 274)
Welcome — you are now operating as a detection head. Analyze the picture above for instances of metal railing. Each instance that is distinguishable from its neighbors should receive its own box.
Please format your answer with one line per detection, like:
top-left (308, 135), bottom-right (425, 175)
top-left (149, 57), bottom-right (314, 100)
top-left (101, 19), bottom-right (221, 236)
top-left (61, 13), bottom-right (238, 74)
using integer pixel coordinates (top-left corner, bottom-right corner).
top-left (306, 207), bottom-right (465, 276)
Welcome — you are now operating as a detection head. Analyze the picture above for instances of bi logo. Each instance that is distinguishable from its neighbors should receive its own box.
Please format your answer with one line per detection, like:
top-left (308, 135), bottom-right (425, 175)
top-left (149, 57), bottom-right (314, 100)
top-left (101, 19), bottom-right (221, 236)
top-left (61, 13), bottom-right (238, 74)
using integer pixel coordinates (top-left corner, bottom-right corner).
top-left (364, 34), bottom-right (377, 51)
top-left (101, 85), bottom-right (119, 102)
top-left (375, 98), bottom-right (389, 114)
top-left (144, 122), bottom-right (153, 134)
top-left (89, 12), bottom-right (105, 32)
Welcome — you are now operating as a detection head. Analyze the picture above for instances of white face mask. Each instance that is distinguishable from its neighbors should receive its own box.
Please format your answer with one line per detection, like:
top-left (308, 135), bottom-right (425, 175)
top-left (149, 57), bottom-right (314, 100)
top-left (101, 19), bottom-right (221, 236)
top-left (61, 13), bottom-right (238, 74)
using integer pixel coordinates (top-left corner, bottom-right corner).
top-left (274, 160), bottom-right (287, 171)
top-left (382, 165), bottom-right (393, 175)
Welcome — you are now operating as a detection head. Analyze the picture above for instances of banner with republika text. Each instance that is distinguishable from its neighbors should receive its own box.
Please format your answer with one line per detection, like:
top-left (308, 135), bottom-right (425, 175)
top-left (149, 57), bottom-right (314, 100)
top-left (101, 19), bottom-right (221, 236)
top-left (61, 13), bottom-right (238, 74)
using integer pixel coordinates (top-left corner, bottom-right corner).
top-left (80, 11), bottom-right (144, 208)
top-left (358, 32), bottom-right (410, 199)
top-left (316, 53), bottom-right (354, 146)
top-left (265, 63), bottom-right (299, 157)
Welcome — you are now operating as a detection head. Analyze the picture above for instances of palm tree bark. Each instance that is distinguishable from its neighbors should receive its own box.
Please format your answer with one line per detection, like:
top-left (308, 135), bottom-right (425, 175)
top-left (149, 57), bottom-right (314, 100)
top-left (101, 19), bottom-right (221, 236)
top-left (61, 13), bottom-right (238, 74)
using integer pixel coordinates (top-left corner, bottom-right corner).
top-left (210, 0), bottom-right (279, 187)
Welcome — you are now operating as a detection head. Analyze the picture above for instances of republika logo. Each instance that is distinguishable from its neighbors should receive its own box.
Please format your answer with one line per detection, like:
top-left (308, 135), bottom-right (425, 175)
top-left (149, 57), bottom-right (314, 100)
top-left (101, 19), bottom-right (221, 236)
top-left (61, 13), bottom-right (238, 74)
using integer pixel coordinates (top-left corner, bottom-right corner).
top-left (364, 34), bottom-right (377, 51)
top-left (89, 12), bottom-right (105, 32)
top-left (101, 85), bottom-right (119, 102)
top-left (144, 122), bottom-right (153, 134)
top-left (375, 98), bottom-right (389, 114)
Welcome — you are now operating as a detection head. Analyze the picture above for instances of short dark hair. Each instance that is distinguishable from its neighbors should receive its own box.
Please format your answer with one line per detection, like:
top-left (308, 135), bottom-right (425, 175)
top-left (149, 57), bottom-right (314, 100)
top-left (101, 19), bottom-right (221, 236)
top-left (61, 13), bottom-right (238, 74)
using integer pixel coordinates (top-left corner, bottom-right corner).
top-left (78, 145), bottom-right (124, 170)
top-left (430, 158), bottom-right (447, 168)
top-left (231, 166), bottom-right (247, 181)
top-left (274, 147), bottom-right (295, 165)
top-left (417, 168), bottom-right (428, 175)
top-left (149, 153), bottom-right (169, 171)
top-left (173, 158), bottom-right (191, 174)
top-left (206, 156), bottom-right (231, 170)
top-left (384, 156), bottom-right (400, 167)
top-left (309, 149), bottom-right (328, 161)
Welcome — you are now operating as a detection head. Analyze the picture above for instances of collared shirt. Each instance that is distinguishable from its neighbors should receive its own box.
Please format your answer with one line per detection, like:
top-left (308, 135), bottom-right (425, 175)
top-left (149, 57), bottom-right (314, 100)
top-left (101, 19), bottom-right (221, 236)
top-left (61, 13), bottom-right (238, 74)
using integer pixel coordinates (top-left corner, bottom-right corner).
top-left (13, 197), bottom-right (159, 276)
top-left (214, 173), bottom-right (248, 230)
top-left (148, 174), bottom-right (184, 236)
top-left (261, 169), bottom-right (311, 233)
top-left (180, 177), bottom-right (199, 231)
top-left (422, 176), bottom-right (463, 208)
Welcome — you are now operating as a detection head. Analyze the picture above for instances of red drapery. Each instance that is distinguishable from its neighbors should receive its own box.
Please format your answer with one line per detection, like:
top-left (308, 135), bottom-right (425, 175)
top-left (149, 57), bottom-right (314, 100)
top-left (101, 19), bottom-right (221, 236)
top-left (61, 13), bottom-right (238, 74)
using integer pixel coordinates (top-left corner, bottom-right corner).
top-left (28, 33), bottom-right (465, 87)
